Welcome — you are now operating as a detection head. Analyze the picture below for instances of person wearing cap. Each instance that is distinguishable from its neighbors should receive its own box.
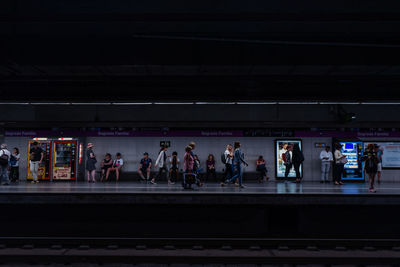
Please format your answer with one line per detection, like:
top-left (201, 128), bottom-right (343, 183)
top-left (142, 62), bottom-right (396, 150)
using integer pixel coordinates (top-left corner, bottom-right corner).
top-left (0, 144), bottom-right (11, 185)
top-left (138, 152), bottom-right (152, 181)
top-left (86, 143), bottom-right (97, 182)
top-left (29, 141), bottom-right (44, 183)
top-left (334, 143), bottom-right (346, 185)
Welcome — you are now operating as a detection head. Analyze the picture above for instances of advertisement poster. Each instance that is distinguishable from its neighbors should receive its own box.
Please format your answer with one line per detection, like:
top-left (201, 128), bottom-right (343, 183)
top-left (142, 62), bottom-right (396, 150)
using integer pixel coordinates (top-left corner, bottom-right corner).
top-left (275, 140), bottom-right (303, 178)
top-left (364, 142), bottom-right (400, 168)
top-left (339, 141), bottom-right (364, 181)
top-left (53, 167), bottom-right (72, 180)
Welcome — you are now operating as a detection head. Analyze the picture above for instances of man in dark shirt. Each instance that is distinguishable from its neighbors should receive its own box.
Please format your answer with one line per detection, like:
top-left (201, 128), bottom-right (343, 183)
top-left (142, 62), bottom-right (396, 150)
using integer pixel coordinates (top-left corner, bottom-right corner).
top-left (29, 141), bottom-right (44, 183)
top-left (138, 152), bottom-right (152, 181)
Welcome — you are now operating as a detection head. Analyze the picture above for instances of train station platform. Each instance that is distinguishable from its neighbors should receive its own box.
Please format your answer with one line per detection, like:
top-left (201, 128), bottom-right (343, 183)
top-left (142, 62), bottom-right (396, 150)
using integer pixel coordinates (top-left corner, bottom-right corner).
top-left (0, 181), bottom-right (399, 205)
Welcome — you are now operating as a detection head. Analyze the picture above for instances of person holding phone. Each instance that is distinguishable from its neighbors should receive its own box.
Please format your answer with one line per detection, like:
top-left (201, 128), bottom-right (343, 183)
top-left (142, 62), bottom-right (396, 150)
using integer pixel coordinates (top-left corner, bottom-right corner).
top-left (320, 146), bottom-right (333, 183)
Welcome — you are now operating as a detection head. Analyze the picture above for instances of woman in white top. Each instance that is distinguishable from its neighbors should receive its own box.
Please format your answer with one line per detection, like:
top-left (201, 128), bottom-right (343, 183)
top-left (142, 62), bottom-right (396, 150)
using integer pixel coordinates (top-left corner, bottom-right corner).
top-left (153, 146), bottom-right (171, 185)
top-left (334, 144), bottom-right (346, 185)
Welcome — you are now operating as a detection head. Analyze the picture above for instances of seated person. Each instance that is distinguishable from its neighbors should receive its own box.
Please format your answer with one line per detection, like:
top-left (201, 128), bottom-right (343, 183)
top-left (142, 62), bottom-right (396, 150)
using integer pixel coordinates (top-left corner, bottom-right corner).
top-left (106, 153), bottom-right (124, 182)
top-left (138, 152), bottom-right (152, 181)
top-left (100, 153), bottom-right (113, 182)
top-left (169, 151), bottom-right (180, 183)
top-left (256, 155), bottom-right (269, 183)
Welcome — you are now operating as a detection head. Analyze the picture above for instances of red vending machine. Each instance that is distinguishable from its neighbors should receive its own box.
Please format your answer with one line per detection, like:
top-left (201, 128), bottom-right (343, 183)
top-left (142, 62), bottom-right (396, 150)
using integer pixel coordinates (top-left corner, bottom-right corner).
top-left (52, 139), bottom-right (79, 181)
top-left (27, 139), bottom-right (52, 181)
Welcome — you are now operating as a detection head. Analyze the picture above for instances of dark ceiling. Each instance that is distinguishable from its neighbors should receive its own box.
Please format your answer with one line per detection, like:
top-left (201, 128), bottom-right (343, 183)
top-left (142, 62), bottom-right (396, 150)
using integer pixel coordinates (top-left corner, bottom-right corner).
top-left (1, 0), bottom-right (400, 101)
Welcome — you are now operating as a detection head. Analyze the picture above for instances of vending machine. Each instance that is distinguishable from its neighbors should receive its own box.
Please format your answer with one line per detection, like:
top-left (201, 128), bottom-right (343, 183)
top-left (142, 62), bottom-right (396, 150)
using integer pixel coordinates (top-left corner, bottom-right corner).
top-left (52, 139), bottom-right (79, 181)
top-left (338, 141), bottom-right (365, 181)
top-left (27, 139), bottom-right (52, 181)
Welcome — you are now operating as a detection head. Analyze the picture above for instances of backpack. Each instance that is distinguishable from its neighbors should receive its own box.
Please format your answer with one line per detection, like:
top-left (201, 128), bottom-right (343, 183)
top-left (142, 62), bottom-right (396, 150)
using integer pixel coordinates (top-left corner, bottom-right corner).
top-left (221, 153), bottom-right (227, 164)
top-left (0, 150), bottom-right (9, 166)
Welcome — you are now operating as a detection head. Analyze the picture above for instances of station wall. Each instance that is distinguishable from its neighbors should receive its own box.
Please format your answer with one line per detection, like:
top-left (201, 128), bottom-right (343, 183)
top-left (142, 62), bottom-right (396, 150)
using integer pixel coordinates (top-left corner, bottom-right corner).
top-left (5, 136), bottom-right (400, 182)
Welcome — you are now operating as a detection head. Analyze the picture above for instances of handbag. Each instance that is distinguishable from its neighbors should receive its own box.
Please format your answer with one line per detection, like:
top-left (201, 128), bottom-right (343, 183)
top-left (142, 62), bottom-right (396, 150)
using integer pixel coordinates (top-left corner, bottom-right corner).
top-left (339, 157), bottom-right (348, 164)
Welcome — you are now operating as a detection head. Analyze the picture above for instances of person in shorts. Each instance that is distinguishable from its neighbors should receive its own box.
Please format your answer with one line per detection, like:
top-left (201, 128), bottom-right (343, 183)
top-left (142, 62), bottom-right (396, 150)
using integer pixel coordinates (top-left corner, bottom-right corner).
top-left (138, 152), bottom-right (152, 181)
top-left (100, 153), bottom-right (113, 182)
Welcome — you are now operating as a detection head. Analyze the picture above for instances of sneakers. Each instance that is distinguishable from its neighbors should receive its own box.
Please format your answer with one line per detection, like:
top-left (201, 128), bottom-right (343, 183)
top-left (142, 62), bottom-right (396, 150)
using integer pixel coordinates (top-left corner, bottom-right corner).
top-left (239, 185), bottom-right (246, 189)
top-left (369, 188), bottom-right (376, 193)
top-left (31, 180), bottom-right (39, 184)
top-left (150, 180), bottom-right (157, 185)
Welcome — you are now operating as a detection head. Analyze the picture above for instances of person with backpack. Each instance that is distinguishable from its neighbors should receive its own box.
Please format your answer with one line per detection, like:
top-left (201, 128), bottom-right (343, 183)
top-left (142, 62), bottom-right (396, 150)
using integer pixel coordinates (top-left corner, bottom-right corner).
top-left (292, 143), bottom-right (304, 183)
top-left (227, 141), bottom-right (248, 188)
top-left (0, 144), bottom-right (11, 186)
top-left (9, 147), bottom-right (20, 183)
top-left (221, 144), bottom-right (233, 186)
top-left (363, 143), bottom-right (379, 193)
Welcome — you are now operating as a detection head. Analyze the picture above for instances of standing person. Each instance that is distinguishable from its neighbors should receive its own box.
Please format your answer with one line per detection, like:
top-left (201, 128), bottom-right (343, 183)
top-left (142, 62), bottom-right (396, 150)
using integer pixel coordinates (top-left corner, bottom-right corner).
top-left (375, 145), bottom-right (383, 184)
top-left (284, 145), bottom-right (293, 178)
top-left (364, 144), bottom-right (379, 193)
top-left (193, 155), bottom-right (203, 179)
top-left (29, 141), bottom-right (44, 184)
top-left (0, 144), bottom-right (11, 185)
top-left (153, 146), bottom-right (170, 185)
top-left (256, 156), bottom-right (268, 183)
top-left (183, 145), bottom-right (194, 189)
top-left (206, 154), bottom-right (217, 182)
top-left (9, 147), bottom-right (21, 183)
top-left (107, 153), bottom-right (124, 182)
top-left (169, 151), bottom-right (180, 183)
top-left (86, 143), bottom-right (97, 183)
top-left (222, 144), bottom-right (234, 186)
top-left (138, 152), bottom-right (152, 181)
top-left (334, 143), bottom-right (346, 185)
top-left (292, 143), bottom-right (304, 183)
top-left (100, 153), bottom-right (113, 182)
top-left (320, 146), bottom-right (333, 183)
top-left (227, 141), bottom-right (248, 188)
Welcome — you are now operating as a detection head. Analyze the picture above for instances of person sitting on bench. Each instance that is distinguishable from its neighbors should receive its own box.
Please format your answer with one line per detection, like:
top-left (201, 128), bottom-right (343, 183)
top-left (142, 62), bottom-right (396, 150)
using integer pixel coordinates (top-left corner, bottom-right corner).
top-left (106, 152), bottom-right (124, 182)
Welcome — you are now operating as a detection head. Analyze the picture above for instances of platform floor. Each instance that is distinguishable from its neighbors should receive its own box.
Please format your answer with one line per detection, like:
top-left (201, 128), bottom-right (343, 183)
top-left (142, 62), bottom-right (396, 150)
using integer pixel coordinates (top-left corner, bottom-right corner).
top-left (0, 180), bottom-right (397, 195)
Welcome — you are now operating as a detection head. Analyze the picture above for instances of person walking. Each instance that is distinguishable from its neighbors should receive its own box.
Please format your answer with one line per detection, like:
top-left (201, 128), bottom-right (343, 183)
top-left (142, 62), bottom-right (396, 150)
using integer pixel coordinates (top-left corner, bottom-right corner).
top-left (227, 141), bottom-right (248, 188)
top-left (364, 144), bottom-right (379, 193)
top-left (86, 143), bottom-right (97, 183)
top-left (0, 144), bottom-right (11, 185)
top-left (29, 141), bottom-right (44, 183)
top-left (9, 147), bottom-right (21, 183)
top-left (320, 146), bottom-right (333, 183)
top-left (292, 143), bottom-right (304, 183)
top-left (221, 144), bottom-right (234, 186)
top-left (334, 143), bottom-right (346, 185)
top-left (153, 146), bottom-right (170, 185)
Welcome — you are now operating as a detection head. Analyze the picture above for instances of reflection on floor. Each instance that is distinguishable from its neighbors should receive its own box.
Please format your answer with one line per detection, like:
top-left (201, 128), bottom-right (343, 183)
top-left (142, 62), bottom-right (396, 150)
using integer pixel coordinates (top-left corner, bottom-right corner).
top-left (0, 180), bottom-right (396, 195)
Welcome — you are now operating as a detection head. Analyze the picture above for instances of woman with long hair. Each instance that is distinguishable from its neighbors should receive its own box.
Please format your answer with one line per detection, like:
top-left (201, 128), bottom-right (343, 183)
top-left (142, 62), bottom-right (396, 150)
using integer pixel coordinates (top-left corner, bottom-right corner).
top-left (153, 145), bottom-right (170, 185)
top-left (206, 154), bottom-right (217, 182)
top-left (86, 143), bottom-right (97, 183)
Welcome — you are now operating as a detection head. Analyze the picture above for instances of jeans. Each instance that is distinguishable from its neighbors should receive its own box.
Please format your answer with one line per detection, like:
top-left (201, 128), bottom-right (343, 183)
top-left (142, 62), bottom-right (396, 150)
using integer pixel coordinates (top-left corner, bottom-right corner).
top-left (30, 161), bottom-right (40, 181)
top-left (155, 166), bottom-right (168, 181)
top-left (223, 163), bottom-right (233, 183)
top-left (229, 164), bottom-right (242, 185)
top-left (284, 163), bottom-right (292, 178)
top-left (0, 165), bottom-right (10, 184)
top-left (206, 168), bottom-right (216, 181)
top-left (321, 162), bottom-right (331, 181)
top-left (293, 162), bottom-right (301, 179)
